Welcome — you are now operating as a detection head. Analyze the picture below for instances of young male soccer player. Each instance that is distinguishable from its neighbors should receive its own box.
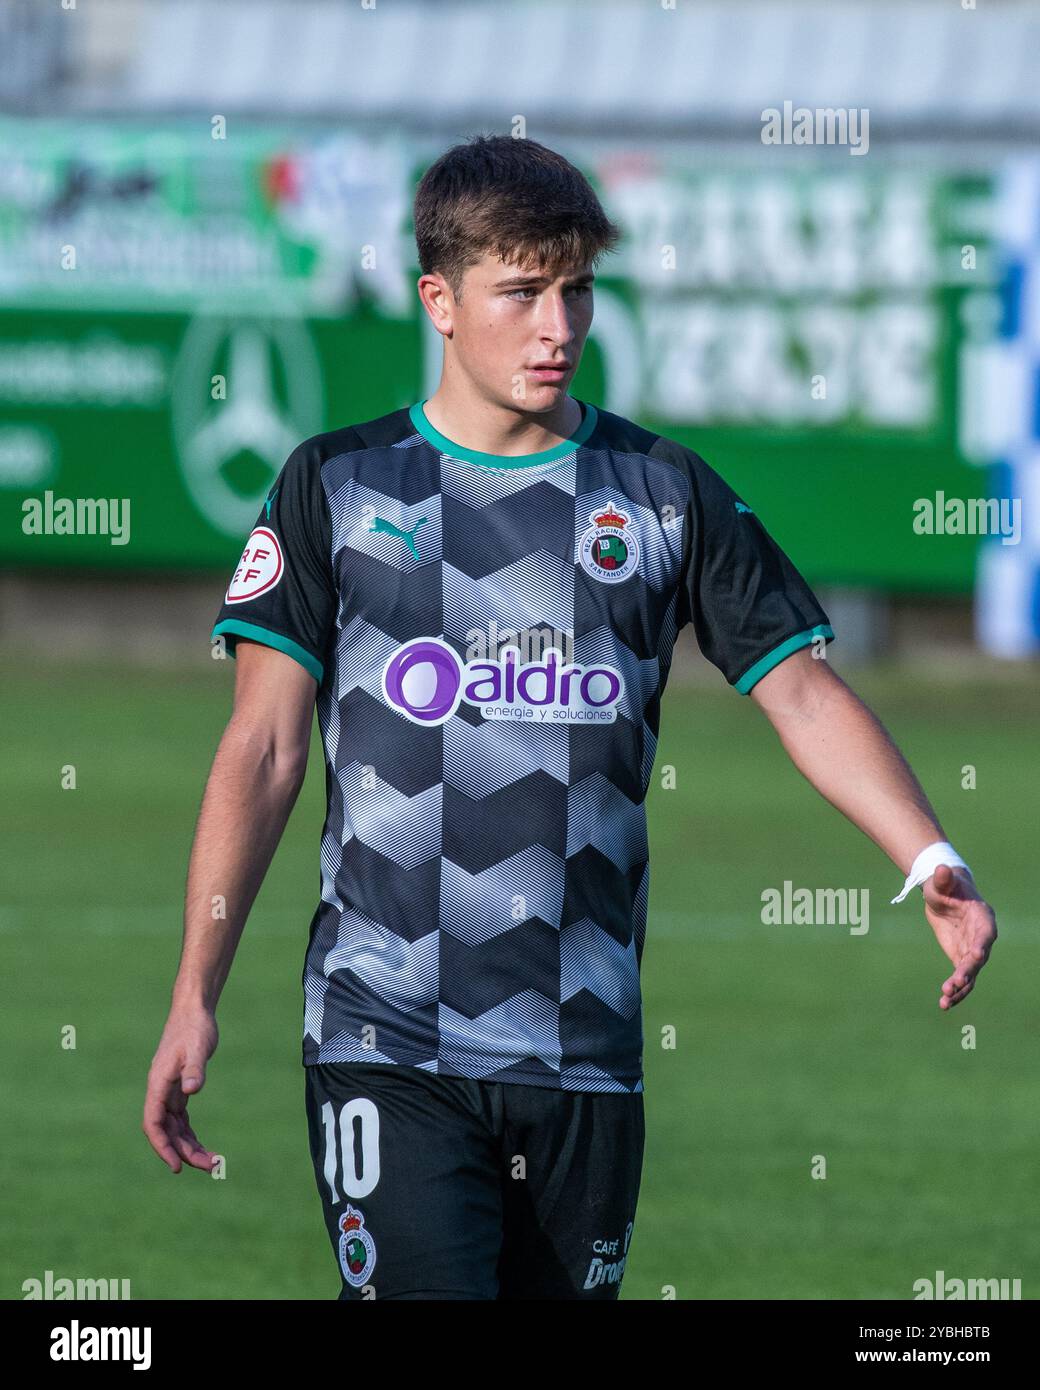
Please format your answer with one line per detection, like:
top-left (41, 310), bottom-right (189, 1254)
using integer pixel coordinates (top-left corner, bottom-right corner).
top-left (143, 135), bottom-right (997, 1300)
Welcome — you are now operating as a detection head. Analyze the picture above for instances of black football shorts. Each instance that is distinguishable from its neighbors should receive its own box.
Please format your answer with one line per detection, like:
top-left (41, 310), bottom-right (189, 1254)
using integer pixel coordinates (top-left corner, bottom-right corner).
top-left (304, 1061), bottom-right (644, 1300)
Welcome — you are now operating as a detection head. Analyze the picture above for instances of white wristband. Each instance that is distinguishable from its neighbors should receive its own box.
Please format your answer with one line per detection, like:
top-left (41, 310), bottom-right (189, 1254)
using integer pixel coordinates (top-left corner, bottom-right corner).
top-left (891, 841), bottom-right (971, 904)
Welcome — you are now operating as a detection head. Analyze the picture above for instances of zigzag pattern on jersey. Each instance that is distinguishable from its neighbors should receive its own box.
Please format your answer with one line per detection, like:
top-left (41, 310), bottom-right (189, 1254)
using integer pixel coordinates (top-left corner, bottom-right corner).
top-left (302, 418), bottom-right (688, 1091)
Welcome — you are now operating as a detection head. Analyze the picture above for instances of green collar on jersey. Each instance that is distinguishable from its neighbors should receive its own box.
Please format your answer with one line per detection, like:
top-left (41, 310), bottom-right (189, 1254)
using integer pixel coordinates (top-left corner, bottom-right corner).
top-left (409, 397), bottom-right (598, 468)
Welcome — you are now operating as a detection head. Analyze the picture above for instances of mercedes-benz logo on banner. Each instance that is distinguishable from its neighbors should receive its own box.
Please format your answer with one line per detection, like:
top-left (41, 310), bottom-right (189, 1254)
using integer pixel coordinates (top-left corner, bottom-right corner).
top-left (171, 314), bottom-right (324, 537)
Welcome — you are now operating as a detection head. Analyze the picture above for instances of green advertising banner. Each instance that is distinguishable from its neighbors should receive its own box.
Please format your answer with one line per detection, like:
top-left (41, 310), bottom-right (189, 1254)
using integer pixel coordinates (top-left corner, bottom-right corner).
top-left (0, 119), bottom-right (997, 588)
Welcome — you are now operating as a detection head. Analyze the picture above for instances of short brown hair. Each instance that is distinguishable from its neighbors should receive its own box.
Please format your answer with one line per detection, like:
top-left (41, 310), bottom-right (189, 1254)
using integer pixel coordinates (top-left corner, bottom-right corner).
top-left (413, 133), bottom-right (622, 302)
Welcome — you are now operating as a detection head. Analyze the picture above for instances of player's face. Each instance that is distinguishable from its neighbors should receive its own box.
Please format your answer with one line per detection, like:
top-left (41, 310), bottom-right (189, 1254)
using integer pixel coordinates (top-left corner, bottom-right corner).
top-left (449, 253), bottom-right (594, 411)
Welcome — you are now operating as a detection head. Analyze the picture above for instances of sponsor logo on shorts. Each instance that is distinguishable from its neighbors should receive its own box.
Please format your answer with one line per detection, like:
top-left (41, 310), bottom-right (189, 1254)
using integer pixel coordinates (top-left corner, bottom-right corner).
top-left (584, 1220), bottom-right (633, 1290)
top-left (225, 525), bottom-right (284, 603)
top-left (338, 1204), bottom-right (377, 1288)
top-left (382, 636), bottom-right (625, 726)
top-left (577, 503), bottom-right (640, 584)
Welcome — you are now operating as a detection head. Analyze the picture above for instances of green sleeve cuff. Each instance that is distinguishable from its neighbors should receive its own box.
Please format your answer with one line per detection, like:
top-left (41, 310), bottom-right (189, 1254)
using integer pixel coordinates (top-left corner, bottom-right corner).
top-left (734, 624), bottom-right (834, 695)
top-left (211, 619), bottom-right (324, 684)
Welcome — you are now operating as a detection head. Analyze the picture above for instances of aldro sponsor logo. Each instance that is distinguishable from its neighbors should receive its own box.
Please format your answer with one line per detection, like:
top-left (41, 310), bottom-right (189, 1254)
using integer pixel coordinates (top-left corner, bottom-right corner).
top-left (382, 636), bottom-right (625, 726)
top-left (584, 1221), bottom-right (634, 1290)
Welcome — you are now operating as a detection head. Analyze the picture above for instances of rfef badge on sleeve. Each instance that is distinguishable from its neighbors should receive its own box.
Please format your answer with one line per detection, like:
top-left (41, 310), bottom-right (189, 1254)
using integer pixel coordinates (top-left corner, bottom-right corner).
top-left (225, 526), bottom-right (284, 603)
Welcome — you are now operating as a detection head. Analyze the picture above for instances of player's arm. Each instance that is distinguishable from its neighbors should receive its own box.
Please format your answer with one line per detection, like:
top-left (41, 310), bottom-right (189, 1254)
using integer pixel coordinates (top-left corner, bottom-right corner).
top-left (143, 642), bottom-right (316, 1173)
top-left (671, 441), bottom-right (996, 1012)
top-left (750, 648), bottom-right (945, 874)
top-left (144, 439), bottom-right (335, 1174)
top-left (748, 648), bottom-right (996, 1008)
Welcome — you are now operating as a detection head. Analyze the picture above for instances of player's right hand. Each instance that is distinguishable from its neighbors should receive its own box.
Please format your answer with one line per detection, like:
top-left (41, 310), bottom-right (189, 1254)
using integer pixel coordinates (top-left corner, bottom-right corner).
top-left (142, 1005), bottom-right (220, 1174)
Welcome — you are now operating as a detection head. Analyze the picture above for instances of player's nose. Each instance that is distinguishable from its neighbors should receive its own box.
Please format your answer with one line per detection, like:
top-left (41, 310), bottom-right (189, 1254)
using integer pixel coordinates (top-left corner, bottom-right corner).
top-left (537, 290), bottom-right (578, 346)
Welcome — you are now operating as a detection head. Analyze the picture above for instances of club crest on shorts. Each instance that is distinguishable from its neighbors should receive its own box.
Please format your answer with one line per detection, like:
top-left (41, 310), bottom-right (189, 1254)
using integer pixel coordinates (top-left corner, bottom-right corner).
top-left (578, 502), bottom-right (640, 584)
top-left (337, 1204), bottom-right (377, 1287)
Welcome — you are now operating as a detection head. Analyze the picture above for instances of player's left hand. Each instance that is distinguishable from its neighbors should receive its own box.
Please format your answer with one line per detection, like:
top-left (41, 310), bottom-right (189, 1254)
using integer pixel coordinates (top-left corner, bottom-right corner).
top-left (922, 864), bottom-right (997, 1010)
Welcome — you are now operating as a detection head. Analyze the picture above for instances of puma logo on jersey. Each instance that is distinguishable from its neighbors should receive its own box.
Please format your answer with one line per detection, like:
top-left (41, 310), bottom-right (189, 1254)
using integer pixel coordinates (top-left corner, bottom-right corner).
top-left (368, 515), bottom-right (428, 558)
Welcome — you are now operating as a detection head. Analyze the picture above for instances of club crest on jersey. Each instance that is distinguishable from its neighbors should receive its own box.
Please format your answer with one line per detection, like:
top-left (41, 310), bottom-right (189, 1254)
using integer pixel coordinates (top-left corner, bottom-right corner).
top-left (337, 1204), bottom-right (377, 1288)
top-left (578, 503), bottom-right (640, 584)
top-left (225, 526), bottom-right (284, 603)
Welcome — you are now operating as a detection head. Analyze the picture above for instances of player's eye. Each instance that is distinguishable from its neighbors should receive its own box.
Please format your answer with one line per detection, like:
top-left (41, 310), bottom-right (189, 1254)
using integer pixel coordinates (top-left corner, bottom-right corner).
top-left (506, 284), bottom-right (592, 301)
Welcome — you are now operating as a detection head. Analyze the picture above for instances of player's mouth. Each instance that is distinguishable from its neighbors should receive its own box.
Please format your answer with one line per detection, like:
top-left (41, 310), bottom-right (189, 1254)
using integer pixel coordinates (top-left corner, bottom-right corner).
top-left (526, 361), bottom-right (571, 382)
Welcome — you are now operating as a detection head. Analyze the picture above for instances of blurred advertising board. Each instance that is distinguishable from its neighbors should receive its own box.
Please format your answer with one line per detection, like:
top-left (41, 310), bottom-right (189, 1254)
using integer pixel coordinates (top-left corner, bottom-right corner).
top-left (0, 119), bottom-right (996, 587)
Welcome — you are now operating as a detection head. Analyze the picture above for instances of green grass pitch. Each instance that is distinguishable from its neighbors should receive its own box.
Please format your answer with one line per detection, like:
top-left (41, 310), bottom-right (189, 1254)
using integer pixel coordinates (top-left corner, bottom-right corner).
top-left (2, 650), bottom-right (1037, 1299)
